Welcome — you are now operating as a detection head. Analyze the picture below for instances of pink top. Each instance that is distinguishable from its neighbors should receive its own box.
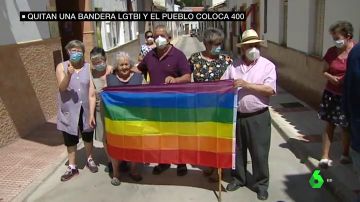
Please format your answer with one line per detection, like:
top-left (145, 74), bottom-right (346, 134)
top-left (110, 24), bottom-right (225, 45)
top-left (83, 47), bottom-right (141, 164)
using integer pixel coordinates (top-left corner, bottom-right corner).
top-left (323, 46), bottom-right (350, 95)
top-left (221, 56), bottom-right (277, 113)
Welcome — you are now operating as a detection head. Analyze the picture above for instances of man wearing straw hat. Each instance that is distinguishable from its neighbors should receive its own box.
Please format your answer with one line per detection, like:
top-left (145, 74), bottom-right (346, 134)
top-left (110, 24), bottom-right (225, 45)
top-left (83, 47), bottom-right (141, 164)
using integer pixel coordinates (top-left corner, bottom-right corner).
top-left (221, 29), bottom-right (277, 200)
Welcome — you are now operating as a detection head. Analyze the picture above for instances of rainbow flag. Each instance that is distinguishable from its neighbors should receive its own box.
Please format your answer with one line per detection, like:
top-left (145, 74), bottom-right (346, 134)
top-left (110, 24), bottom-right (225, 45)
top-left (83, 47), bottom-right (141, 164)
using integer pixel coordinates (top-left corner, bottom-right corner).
top-left (101, 80), bottom-right (236, 168)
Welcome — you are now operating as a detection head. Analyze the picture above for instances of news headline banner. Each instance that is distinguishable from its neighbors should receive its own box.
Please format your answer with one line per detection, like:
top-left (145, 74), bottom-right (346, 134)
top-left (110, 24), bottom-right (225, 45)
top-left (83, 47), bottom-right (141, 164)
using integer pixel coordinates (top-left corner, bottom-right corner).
top-left (20, 11), bottom-right (246, 21)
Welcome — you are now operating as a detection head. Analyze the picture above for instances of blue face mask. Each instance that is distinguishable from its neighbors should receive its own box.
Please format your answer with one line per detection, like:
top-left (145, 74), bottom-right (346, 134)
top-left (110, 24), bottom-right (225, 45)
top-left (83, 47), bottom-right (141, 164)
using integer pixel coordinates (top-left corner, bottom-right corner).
top-left (69, 51), bottom-right (83, 63)
top-left (94, 63), bottom-right (106, 72)
top-left (210, 46), bottom-right (222, 55)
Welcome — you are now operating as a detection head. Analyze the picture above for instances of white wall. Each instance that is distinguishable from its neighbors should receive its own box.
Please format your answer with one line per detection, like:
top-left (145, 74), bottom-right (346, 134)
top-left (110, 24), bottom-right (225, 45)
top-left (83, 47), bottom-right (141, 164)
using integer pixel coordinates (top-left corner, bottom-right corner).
top-left (94, 0), bottom-right (138, 50)
top-left (322, 0), bottom-right (360, 56)
top-left (265, 0), bottom-right (281, 43)
top-left (153, 0), bottom-right (166, 8)
top-left (0, 0), bottom-right (50, 46)
top-left (93, 0), bottom-right (127, 12)
top-left (286, 0), bottom-right (311, 53)
top-left (259, 0), bottom-right (264, 39)
top-left (166, 0), bottom-right (174, 11)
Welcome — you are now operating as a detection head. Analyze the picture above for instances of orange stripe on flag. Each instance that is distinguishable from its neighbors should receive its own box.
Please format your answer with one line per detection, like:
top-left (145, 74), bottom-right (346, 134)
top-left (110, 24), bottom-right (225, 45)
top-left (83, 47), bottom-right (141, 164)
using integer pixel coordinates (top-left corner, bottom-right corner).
top-left (107, 145), bottom-right (233, 168)
top-left (106, 133), bottom-right (232, 153)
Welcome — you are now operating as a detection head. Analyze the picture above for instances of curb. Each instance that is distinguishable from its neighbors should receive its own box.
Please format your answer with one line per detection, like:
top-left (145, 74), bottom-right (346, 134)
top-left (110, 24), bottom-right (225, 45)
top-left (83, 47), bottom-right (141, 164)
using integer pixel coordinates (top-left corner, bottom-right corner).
top-left (270, 107), bottom-right (356, 202)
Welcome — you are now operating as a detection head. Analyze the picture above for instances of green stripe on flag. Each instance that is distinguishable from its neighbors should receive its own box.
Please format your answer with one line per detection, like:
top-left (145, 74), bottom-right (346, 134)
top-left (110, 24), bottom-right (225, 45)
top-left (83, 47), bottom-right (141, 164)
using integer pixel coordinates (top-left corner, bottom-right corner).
top-left (104, 105), bottom-right (234, 123)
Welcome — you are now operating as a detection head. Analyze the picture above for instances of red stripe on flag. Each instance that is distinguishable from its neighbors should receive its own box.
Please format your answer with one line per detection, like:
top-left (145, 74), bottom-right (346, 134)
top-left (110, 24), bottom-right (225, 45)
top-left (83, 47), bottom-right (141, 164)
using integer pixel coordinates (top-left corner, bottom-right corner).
top-left (107, 144), bottom-right (233, 168)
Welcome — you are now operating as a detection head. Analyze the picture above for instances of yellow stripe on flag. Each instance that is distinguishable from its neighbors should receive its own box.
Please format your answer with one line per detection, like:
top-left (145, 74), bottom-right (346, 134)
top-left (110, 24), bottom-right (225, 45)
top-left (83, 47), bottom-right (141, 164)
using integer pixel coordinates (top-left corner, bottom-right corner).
top-left (105, 118), bottom-right (233, 139)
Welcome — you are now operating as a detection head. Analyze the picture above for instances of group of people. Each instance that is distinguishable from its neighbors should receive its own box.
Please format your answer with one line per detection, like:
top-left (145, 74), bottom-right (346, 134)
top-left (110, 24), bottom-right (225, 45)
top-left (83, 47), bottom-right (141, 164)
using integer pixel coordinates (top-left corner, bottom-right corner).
top-left (55, 21), bottom-right (360, 201)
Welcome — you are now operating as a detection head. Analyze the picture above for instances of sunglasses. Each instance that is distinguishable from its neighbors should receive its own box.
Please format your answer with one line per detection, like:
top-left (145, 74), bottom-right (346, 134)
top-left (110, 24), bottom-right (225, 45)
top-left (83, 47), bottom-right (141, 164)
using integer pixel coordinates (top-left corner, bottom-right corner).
top-left (145, 35), bottom-right (153, 39)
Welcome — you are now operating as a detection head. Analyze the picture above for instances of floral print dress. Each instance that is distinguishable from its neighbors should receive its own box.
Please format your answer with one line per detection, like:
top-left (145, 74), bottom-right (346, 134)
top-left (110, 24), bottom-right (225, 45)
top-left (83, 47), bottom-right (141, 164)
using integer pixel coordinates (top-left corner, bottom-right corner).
top-left (189, 52), bottom-right (232, 82)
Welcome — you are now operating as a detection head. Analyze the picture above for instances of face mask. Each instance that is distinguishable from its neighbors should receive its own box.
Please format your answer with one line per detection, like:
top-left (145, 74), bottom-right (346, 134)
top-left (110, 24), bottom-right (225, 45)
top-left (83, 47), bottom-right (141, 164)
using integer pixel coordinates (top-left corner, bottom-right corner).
top-left (94, 63), bottom-right (106, 72)
top-left (210, 46), bottom-right (221, 55)
top-left (334, 39), bottom-right (345, 48)
top-left (245, 47), bottom-right (260, 61)
top-left (155, 36), bottom-right (168, 49)
top-left (69, 51), bottom-right (83, 63)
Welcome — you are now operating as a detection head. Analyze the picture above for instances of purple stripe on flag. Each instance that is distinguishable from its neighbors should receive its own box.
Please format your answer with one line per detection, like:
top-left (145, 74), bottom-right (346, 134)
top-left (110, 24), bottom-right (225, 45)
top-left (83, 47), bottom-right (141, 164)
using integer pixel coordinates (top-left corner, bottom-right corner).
top-left (104, 79), bottom-right (234, 94)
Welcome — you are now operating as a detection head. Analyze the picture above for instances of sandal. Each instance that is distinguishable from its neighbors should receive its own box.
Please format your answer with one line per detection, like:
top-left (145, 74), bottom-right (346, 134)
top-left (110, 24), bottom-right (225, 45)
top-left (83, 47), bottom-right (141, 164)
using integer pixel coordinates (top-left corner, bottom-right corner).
top-left (111, 177), bottom-right (121, 186)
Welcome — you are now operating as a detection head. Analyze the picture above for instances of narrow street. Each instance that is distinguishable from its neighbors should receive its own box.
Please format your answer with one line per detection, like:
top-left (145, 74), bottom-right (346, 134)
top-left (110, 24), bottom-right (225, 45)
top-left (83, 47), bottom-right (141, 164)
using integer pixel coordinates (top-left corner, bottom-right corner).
top-left (23, 36), bottom-right (338, 202)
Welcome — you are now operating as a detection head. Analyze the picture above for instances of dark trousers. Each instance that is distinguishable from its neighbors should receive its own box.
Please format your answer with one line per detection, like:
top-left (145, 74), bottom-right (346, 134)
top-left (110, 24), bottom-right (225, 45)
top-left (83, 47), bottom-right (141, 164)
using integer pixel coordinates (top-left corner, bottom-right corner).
top-left (234, 109), bottom-right (271, 192)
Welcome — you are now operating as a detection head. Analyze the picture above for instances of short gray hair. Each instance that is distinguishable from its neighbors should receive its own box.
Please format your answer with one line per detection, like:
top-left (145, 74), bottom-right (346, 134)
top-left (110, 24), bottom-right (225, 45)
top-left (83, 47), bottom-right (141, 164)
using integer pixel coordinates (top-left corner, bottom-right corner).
top-left (154, 24), bottom-right (172, 38)
top-left (114, 52), bottom-right (134, 69)
top-left (65, 40), bottom-right (85, 53)
top-left (203, 28), bottom-right (224, 45)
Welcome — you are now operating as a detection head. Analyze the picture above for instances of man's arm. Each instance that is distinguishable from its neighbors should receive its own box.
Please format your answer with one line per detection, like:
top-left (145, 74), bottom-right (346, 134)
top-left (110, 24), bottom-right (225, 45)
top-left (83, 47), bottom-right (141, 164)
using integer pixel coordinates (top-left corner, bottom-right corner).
top-left (244, 83), bottom-right (275, 96)
top-left (234, 63), bottom-right (276, 97)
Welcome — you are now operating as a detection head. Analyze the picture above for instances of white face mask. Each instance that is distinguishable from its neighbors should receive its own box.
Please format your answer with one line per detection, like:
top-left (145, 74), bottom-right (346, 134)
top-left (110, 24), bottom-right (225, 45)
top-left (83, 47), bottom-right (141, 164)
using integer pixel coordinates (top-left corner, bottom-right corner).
top-left (155, 36), bottom-right (168, 49)
top-left (245, 47), bottom-right (260, 61)
top-left (334, 39), bottom-right (346, 48)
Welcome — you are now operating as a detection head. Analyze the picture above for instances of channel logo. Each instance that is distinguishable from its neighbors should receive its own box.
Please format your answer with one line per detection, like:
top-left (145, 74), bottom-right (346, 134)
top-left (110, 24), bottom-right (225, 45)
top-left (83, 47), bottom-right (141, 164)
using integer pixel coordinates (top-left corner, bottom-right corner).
top-left (309, 170), bottom-right (324, 189)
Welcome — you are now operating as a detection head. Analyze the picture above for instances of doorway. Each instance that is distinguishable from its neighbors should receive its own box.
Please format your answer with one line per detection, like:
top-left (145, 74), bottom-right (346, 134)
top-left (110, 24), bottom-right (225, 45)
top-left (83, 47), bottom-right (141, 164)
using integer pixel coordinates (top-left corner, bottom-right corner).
top-left (56, 0), bottom-right (85, 60)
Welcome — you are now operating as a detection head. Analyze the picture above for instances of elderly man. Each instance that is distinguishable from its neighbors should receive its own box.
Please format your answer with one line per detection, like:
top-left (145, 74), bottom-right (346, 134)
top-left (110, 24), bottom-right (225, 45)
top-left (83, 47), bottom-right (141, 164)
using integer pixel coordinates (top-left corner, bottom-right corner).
top-left (221, 29), bottom-right (276, 200)
top-left (343, 43), bottom-right (360, 188)
top-left (136, 25), bottom-right (191, 176)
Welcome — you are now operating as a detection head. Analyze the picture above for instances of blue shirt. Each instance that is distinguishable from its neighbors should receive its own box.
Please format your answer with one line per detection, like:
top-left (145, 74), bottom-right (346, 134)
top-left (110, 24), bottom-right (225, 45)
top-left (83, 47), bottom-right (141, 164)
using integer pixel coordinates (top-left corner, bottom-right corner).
top-left (343, 43), bottom-right (360, 152)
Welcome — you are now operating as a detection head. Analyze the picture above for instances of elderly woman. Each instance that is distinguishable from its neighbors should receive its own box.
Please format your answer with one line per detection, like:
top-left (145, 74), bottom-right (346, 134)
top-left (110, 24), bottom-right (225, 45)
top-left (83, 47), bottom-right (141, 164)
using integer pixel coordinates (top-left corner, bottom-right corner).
top-left (189, 27), bottom-right (232, 82)
top-left (188, 28), bottom-right (232, 182)
top-left (55, 40), bottom-right (98, 182)
top-left (106, 52), bottom-right (146, 186)
top-left (318, 21), bottom-right (356, 168)
top-left (89, 47), bottom-right (113, 172)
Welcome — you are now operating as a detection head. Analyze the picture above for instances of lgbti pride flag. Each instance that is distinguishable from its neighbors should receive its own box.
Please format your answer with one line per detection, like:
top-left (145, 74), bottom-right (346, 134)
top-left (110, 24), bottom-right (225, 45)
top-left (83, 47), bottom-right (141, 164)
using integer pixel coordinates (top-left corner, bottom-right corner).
top-left (101, 80), bottom-right (236, 168)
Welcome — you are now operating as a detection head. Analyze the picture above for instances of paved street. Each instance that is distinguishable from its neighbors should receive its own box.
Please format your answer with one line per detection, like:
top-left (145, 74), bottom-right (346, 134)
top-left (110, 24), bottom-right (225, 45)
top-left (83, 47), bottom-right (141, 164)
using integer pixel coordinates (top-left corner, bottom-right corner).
top-left (25, 128), bottom-right (338, 202)
top-left (22, 36), bottom-right (338, 202)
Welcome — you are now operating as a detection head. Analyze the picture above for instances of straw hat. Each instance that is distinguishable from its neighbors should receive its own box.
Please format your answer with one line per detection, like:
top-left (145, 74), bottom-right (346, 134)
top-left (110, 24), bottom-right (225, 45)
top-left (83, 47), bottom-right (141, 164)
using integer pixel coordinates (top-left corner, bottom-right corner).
top-left (236, 29), bottom-right (264, 47)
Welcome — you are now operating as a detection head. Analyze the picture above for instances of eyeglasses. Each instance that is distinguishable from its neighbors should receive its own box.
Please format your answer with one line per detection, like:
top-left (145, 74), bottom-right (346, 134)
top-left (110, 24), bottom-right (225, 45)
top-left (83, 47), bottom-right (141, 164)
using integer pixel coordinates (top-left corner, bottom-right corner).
top-left (145, 35), bottom-right (153, 39)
